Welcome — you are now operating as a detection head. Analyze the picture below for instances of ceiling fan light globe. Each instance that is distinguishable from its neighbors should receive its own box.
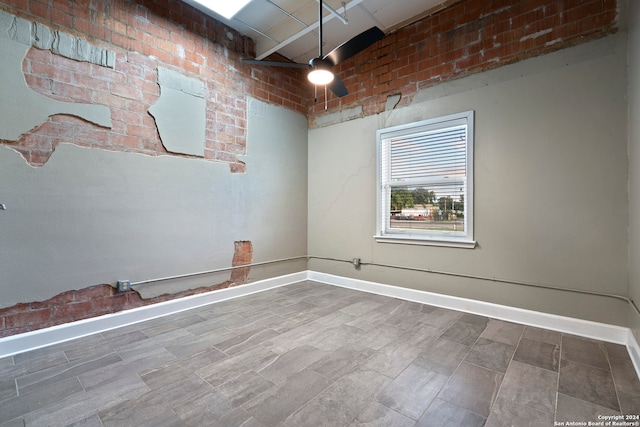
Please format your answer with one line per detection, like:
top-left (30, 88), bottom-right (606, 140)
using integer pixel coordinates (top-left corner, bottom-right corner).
top-left (308, 69), bottom-right (334, 85)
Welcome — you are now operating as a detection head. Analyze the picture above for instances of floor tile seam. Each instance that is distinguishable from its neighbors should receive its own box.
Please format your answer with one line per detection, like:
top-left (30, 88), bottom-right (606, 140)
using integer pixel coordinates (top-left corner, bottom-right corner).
top-left (557, 358), bottom-right (623, 414)
top-left (508, 361), bottom-right (559, 409)
top-left (241, 368), bottom-right (337, 420)
top-left (194, 368), bottom-right (222, 393)
top-left (271, 378), bottom-right (343, 426)
top-left (218, 372), bottom-right (278, 405)
top-left (560, 332), bottom-right (610, 372)
top-left (493, 393), bottom-right (556, 419)
top-left (559, 354), bottom-right (612, 372)
top-left (93, 412), bottom-right (107, 427)
top-left (605, 357), bottom-right (629, 415)
top-left (462, 357), bottom-right (514, 376)
top-left (374, 394), bottom-right (427, 422)
top-left (555, 391), bottom-right (623, 416)
top-left (553, 339), bottom-right (563, 423)
top-left (521, 327), bottom-right (561, 346)
top-left (433, 389), bottom-right (490, 421)
top-left (560, 356), bottom-right (614, 374)
top-left (16, 361), bottom-right (83, 393)
top-left (513, 358), bottom-right (559, 374)
top-left (407, 343), bottom-right (479, 420)
top-left (213, 331), bottom-right (265, 356)
top-left (480, 326), bottom-right (524, 376)
top-left (479, 370), bottom-right (506, 423)
top-left (449, 350), bottom-right (510, 422)
top-left (75, 373), bottom-right (90, 394)
top-left (505, 321), bottom-right (527, 350)
top-left (167, 407), bottom-right (187, 426)
top-left (341, 340), bottom-right (384, 371)
top-left (4, 377), bottom-right (88, 424)
top-left (431, 333), bottom-right (474, 374)
top-left (515, 330), bottom-right (560, 374)
top-left (0, 378), bottom-right (19, 404)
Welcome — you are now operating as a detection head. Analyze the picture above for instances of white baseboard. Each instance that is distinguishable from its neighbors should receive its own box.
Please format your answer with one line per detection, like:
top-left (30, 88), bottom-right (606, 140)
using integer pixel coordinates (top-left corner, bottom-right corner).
top-left (0, 271), bottom-right (307, 358)
top-left (2, 269), bottom-right (640, 380)
top-left (627, 329), bottom-right (640, 377)
top-left (308, 271), bottom-right (640, 376)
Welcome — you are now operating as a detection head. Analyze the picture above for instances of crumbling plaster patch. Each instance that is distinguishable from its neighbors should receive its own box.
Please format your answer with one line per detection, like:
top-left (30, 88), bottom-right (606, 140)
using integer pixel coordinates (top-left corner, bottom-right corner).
top-left (0, 10), bottom-right (115, 67)
top-left (0, 10), bottom-right (112, 141)
top-left (148, 67), bottom-right (206, 157)
top-left (313, 105), bottom-right (363, 128)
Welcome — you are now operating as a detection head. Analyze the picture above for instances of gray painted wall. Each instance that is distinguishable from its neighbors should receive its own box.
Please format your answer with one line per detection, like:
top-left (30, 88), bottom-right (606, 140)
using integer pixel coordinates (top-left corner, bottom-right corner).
top-left (308, 34), bottom-right (629, 326)
top-left (0, 98), bottom-right (308, 307)
top-left (629, 1), bottom-right (640, 339)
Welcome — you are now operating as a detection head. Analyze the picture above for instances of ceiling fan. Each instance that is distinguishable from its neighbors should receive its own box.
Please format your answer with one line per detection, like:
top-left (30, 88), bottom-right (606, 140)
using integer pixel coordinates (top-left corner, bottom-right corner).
top-left (241, 0), bottom-right (385, 98)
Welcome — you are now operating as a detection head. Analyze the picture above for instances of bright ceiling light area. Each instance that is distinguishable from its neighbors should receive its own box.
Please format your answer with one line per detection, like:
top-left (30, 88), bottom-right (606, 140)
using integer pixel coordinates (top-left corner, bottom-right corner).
top-left (187, 0), bottom-right (251, 19)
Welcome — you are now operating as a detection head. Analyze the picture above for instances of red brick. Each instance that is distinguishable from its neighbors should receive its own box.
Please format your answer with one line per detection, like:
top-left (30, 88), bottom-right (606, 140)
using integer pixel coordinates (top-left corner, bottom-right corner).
top-left (5, 308), bottom-right (52, 329)
top-left (0, 326), bottom-right (33, 338)
top-left (53, 300), bottom-right (94, 320)
top-left (110, 82), bottom-right (142, 100)
top-left (31, 0), bottom-right (52, 21)
top-left (2, 0), bottom-right (619, 164)
top-left (34, 290), bottom-right (77, 309)
top-left (51, 81), bottom-right (93, 101)
top-left (52, 8), bottom-right (73, 28)
top-left (0, 302), bottom-right (32, 317)
top-left (76, 284), bottom-right (115, 301)
top-left (91, 294), bottom-right (127, 312)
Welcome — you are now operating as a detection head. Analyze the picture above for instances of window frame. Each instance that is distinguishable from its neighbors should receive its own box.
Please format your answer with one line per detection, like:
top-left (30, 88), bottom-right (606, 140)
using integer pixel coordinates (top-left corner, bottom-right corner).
top-left (375, 110), bottom-right (476, 248)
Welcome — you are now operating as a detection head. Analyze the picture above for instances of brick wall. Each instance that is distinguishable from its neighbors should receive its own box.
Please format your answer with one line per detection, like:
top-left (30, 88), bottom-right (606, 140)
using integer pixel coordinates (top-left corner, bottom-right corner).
top-left (1, 0), bottom-right (308, 169)
top-left (2, 0), bottom-right (620, 161)
top-left (0, 240), bottom-right (254, 337)
top-left (0, 0), bottom-right (620, 337)
top-left (308, 0), bottom-right (618, 122)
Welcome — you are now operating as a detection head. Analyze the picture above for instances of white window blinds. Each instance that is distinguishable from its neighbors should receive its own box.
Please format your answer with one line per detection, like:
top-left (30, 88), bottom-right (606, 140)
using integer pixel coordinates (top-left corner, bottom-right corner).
top-left (389, 125), bottom-right (467, 182)
top-left (376, 111), bottom-right (475, 248)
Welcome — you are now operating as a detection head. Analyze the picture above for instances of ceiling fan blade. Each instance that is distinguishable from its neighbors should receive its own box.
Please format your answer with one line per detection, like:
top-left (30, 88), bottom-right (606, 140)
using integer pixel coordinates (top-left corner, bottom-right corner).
top-left (241, 59), bottom-right (310, 69)
top-left (328, 76), bottom-right (348, 98)
top-left (323, 26), bottom-right (385, 66)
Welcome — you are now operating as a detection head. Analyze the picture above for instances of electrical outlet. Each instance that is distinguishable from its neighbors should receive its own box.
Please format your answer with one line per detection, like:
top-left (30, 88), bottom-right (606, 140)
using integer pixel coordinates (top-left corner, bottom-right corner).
top-left (117, 280), bottom-right (131, 292)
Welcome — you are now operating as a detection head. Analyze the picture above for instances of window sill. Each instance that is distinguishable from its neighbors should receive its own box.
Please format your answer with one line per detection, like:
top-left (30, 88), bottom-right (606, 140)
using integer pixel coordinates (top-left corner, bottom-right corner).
top-left (374, 235), bottom-right (477, 249)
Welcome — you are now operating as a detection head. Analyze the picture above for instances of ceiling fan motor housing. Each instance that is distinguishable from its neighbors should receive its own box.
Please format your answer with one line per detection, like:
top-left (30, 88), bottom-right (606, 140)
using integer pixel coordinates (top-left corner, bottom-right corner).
top-left (308, 57), bottom-right (335, 85)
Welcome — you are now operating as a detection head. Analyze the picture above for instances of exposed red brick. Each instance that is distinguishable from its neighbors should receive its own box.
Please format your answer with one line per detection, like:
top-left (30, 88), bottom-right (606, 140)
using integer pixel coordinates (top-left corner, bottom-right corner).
top-left (5, 308), bottom-right (53, 329)
top-left (308, 0), bottom-right (618, 121)
top-left (231, 240), bottom-right (253, 284)
top-left (91, 293), bottom-right (128, 313)
top-left (31, 289), bottom-right (76, 309)
top-left (0, 240), bottom-right (258, 337)
top-left (0, 0), bottom-right (621, 335)
top-left (0, 326), bottom-right (32, 339)
top-left (77, 284), bottom-right (115, 301)
top-left (53, 300), bottom-right (94, 320)
top-left (0, 302), bottom-right (32, 317)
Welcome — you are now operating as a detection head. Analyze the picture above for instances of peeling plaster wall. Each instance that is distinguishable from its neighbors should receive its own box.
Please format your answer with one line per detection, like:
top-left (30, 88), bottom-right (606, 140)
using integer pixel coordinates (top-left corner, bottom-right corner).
top-left (308, 35), bottom-right (629, 326)
top-left (0, 11), bottom-right (113, 141)
top-left (0, 98), bottom-right (307, 308)
top-left (149, 67), bottom-right (206, 157)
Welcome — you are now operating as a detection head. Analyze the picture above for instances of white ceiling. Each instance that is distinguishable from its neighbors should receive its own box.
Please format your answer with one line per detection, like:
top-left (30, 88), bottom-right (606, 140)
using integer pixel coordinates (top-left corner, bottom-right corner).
top-left (184, 0), bottom-right (457, 64)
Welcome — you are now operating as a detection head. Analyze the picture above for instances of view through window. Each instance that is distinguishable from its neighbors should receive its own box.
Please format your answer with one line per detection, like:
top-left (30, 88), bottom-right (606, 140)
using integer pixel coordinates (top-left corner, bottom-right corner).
top-left (376, 111), bottom-right (475, 247)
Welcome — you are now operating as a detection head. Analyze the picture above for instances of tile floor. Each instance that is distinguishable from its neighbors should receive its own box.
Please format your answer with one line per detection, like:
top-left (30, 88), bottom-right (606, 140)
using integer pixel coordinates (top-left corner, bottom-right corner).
top-left (1, 281), bottom-right (640, 426)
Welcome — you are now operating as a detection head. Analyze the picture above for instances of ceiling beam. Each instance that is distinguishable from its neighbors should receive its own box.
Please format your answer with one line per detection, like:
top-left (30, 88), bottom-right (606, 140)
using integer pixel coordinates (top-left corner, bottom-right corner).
top-left (255, 0), bottom-right (365, 60)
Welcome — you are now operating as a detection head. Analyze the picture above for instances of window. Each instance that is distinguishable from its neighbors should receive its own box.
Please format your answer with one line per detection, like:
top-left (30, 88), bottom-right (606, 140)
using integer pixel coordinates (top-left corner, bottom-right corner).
top-left (375, 111), bottom-right (475, 248)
